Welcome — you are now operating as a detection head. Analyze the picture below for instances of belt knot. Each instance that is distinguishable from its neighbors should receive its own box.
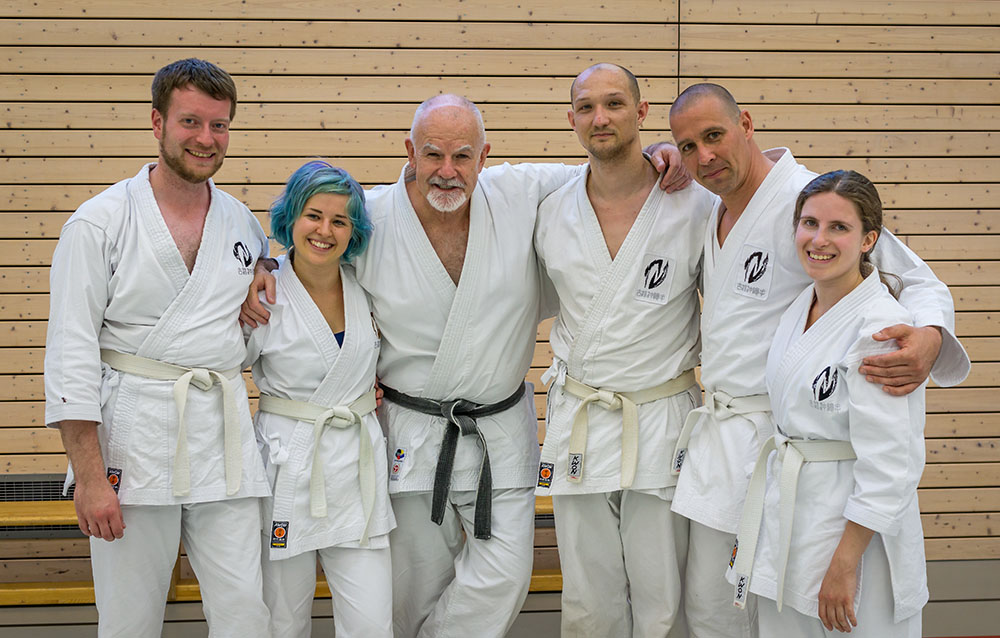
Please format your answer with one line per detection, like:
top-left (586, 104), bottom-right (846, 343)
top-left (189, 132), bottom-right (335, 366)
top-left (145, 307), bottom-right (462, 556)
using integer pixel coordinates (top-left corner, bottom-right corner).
top-left (187, 368), bottom-right (216, 391)
top-left (595, 389), bottom-right (620, 409)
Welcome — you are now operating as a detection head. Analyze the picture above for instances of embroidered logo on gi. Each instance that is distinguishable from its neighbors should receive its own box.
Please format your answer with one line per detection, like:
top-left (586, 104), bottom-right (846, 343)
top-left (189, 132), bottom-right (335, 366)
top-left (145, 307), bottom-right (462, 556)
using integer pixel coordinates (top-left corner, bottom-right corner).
top-left (809, 366), bottom-right (842, 412)
top-left (106, 467), bottom-right (122, 494)
top-left (537, 462), bottom-right (554, 488)
top-left (734, 244), bottom-right (772, 300)
top-left (233, 241), bottom-right (253, 267)
top-left (729, 538), bottom-right (738, 568)
top-left (390, 448), bottom-right (405, 481)
top-left (371, 314), bottom-right (382, 349)
top-left (270, 521), bottom-right (289, 548)
top-left (635, 253), bottom-right (672, 305)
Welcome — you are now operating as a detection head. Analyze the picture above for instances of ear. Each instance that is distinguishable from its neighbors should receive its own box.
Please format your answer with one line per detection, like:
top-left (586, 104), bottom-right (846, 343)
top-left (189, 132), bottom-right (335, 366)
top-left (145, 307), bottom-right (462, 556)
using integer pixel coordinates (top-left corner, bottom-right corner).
top-left (404, 138), bottom-right (416, 165)
top-left (862, 229), bottom-right (879, 254)
top-left (152, 108), bottom-right (164, 141)
top-left (567, 108), bottom-right (576, 130)
top-left (477, 142), bottom-right (491, 171)
top-left (636, 100), bottom-right (650, 127)
top-left (739, 109), bottom-right (755, 140)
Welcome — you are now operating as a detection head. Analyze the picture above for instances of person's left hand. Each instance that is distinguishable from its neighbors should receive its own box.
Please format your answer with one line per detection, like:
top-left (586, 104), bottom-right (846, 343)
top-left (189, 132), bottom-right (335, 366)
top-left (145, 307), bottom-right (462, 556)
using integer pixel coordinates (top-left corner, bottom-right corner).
top-left (859, 324), bottom-right (942, 396)
top-left (645, 142), bottom-right (693, 192)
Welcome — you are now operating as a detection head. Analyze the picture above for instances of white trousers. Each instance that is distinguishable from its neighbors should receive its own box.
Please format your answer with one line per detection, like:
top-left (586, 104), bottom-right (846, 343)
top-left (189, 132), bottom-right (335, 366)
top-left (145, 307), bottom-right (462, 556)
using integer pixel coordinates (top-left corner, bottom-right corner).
top-left (685, 521), bottom-right (757, 638)
top-left (553, 490), bottom-right (689, 638)
top-left (390, 487), bottom-right (536, 638)
top-left (757, 538), bottom-right (921, 638)
top-left (262, 538), bottom-right (393, 638)
top-left (89, 498), bottom-right (269, 638)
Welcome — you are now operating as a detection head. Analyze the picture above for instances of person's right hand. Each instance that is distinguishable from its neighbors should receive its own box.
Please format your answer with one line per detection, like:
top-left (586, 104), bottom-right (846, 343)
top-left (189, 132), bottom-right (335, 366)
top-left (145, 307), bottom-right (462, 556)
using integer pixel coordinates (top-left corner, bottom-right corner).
top-left (73, 477), bottom-right (125, 541)
top-left (240, 258), bottom-right (279, 328)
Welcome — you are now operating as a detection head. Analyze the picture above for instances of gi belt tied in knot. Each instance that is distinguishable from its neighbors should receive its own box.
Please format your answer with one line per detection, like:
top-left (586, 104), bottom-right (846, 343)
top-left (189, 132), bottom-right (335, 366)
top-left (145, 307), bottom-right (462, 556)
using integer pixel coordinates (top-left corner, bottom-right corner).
top-left (381, 384), bottom-right (527, 541)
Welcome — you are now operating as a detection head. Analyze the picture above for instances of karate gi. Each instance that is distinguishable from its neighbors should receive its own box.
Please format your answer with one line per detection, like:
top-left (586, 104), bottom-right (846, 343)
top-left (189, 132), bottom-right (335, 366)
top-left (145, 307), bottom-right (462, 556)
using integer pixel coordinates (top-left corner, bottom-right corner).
top-left (353, 162), bottom-right (580, 638)
top-left (534, 167), bottom-right (717, 636)
top-left (244, 257), bottom-right (394, 637)
top-left (44, 164), bottom-right (271, 638)
top-left (731, 270), bottom-right (925, 637)
top-left (669, 149), bottom-right (969, 637)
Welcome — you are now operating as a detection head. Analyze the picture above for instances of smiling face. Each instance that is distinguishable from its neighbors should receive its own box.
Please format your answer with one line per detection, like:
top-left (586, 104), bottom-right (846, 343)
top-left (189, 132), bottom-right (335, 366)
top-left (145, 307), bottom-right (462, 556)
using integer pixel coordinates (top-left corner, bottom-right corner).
top-left (568, 65), bottom-right (648, 161)
top-left (405, 104), bottom-right (489, 215)
top-left (795, 191), bottom-right (878, 293)
top-left (291, 192), bottom-right (353, 272)
top-left (152, 85), bottom-right (231, 184)
top-left (669, 94), bottom-right (755, 199)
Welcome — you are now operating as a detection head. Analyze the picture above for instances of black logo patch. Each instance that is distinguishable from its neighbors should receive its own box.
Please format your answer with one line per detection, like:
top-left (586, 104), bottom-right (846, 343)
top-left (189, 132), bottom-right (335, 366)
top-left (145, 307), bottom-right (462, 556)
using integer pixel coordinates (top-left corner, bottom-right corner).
top-left (643, 259), bottom-right (669, 290)
top-left (743, 251), bottom-right (768, 284)
top-left (537, 462), bottom-right (554, 488)
top-left (812, 367), bottom-right (838, 402)
top-left (270, 521), bottom-right (289, 548)
top-left (106, 467), bottom-right (122, 494)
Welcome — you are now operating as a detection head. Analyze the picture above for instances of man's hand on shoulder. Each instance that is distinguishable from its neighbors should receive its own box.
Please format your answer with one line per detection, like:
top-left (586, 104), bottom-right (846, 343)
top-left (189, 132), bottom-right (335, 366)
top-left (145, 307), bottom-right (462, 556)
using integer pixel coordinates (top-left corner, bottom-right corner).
top-left (859, 324), bottom-right (943, 396)
top-left (644, 142), bottom-right (693, 193)
top-left (240, 258), bottom-right (279, 328)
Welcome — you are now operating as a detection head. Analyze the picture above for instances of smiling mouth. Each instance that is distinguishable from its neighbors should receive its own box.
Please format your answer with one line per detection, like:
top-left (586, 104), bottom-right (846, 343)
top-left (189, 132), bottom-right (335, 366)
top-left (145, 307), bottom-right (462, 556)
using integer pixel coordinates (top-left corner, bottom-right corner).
top-left (308, 239), bottom-right (332, 250)
top-left (701, 166), bottom-right (726, 179)
top-left (187, 149), bottom-right (214, 158)
top-left (807, 251), bottom-right (834, 261)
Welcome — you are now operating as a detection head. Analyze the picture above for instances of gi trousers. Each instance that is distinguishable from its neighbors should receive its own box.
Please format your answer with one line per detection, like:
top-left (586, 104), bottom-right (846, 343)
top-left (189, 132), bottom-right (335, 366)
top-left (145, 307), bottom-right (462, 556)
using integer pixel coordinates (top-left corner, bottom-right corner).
top-left (685, 521), bottom-right (757, 638)
top-left (390, 487), bottom-right (536, 638)
top-left (553, 490), bottom-right (689, 638)
top-left (261, 538), bottom-right (393, 638)
top-left (89, 498), bottom-right (269, 638)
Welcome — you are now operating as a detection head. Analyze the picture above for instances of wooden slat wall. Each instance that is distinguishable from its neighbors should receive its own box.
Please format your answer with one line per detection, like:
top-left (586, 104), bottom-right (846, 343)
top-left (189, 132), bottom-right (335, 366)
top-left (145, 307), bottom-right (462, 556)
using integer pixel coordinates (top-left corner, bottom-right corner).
top-left (0, 0), bottom-right (997, 584)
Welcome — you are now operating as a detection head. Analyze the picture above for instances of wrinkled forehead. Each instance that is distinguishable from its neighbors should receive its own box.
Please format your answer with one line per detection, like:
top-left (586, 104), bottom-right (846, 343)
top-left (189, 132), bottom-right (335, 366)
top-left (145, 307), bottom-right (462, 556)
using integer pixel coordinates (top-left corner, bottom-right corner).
top-left (412, 104), bottom-right (484, 148)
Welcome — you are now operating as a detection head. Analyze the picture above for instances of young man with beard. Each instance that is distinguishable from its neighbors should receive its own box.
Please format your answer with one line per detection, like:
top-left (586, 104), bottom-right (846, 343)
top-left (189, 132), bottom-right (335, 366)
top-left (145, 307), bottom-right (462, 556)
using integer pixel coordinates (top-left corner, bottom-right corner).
top-left (533, 63), bottom-right (716, 636)
top-left (44, 59), bottom-right (272, 637)
top-left (242, 93), bottom-right (693, 637)
top-left (662, 83), bottom-right (970, 638)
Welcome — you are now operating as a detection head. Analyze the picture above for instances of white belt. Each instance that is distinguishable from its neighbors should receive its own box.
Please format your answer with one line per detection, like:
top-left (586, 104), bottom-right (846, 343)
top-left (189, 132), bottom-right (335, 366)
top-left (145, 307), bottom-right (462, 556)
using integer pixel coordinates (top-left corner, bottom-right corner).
top-left (100, 349), bottom-right (243, 497)
top-left (671, 390), bottom-right (771, 475)
top-left (257, 390), bottom-right (377, 545)
top-left (561, 369), bottom-right (697, 488)
top-left (731, 435), bottom-right (856, 611)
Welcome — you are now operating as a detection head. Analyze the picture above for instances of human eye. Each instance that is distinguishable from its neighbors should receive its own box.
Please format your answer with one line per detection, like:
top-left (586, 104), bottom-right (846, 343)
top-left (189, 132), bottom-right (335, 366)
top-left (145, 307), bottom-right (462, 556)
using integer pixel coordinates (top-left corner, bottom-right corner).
top-left (678, 142), bottom-right (694, 154)
top-left (706, 131), bottom-right (722, 142)
top-left (799, 218), bottom-right (817, 228)
top-left (212, 121), bottom-right (229, 132)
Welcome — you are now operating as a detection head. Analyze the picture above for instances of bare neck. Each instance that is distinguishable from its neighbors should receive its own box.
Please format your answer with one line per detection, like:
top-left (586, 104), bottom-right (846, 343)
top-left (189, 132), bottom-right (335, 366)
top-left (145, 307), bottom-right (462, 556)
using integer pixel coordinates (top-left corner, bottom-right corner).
top-left (148, 162), bottom-right (211, 217)
top-left (586, 150), bottom-right (658, 201)
top-left (404, 180), bottom-right (470, 285)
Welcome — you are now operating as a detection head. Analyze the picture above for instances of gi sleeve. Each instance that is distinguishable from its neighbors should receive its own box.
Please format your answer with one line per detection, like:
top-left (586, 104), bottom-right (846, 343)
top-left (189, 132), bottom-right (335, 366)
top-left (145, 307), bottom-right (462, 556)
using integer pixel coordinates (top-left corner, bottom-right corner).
top-left (869, 228), bottom-right (970, 386)
top-left (840, 325), bottom-right (925, 536)
top-left (44, 219), bottom-right (113, 427)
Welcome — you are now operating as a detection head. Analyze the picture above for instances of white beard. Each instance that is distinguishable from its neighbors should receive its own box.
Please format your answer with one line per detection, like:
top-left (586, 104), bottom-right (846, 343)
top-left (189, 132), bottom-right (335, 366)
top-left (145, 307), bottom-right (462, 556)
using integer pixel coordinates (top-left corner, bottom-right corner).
top-left (427, 187), bottom-right (468, 213)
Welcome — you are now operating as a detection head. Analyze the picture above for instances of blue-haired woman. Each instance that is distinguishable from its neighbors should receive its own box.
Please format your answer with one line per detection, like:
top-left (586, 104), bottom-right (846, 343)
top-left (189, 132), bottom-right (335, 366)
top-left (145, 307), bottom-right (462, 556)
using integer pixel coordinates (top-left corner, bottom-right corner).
top-left (242, 161), bottom-right (394, 637)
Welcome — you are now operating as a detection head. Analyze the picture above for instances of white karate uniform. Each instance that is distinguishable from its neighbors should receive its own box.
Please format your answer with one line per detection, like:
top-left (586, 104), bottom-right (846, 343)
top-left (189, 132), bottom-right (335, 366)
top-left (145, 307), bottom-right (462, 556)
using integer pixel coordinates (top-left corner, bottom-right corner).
top-left (244, 257), bottom-right (394, 637)
top-left (44, 164), bottom-right (271, 637)
top-left (353, 162), bottom-right (581, 638)
top-left (736, 271), bottom-right (926, 636)
top-left (669, 149), bottom-right (969, 638)
top-left (534, 167), bottom-right (716, 636)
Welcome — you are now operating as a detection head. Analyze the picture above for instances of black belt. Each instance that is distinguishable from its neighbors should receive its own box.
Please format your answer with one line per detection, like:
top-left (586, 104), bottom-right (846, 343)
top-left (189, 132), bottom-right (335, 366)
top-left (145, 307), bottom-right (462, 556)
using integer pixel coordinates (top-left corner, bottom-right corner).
top-left (381, 383), bottom-right (527, 540)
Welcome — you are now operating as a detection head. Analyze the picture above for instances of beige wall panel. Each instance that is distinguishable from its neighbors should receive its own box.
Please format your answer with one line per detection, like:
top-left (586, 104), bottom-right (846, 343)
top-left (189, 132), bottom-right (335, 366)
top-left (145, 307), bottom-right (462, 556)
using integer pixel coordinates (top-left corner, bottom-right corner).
top-left (0, 19), bottom-right (677, 49)
top-left (920, 464), bottom-right (1000, 488)
top-left (679, 24), bottom-right (1000, 51)
top-left (922, 513), bottom-right (997, 538)
top-left (952, 287), bottom-right (1000, 312)
top-left (680, 78), bottom-right (1000, 104)
top-left (925, 538), bottom-right (1000, 560)
top-left (0, 295), bottom-right (47, 320)
top-left (680, 52), bottom-right (1000, 78)
top-left (885, 211), bottom-right (1000, 235)
top-left (0, 377), bottom-right (41, 402)
top-left (3, 47), bottom-right (678, 76)
top-left (0, 402), bottom-right (41, 425)
top-left (927, 414), bottom-right (1000, 438)
top-left (919, 488), bottom-right (1000, 513)
top-left (1, 75), bottom-right (677, 103)
top-left (680, 0), bottom-right (1000, 25)
top-left (1, 0), bottom-right (680, 21)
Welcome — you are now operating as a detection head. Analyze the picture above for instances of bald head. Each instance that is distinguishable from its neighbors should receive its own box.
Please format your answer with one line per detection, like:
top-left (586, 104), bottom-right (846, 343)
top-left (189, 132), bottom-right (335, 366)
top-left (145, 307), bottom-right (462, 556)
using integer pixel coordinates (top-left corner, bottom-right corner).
top-left (669, 83), bottom-right (741, 122)
top-left (571, 63), bottom-right (640, 105)
top-left (410, 94), bottom-right (486, 148)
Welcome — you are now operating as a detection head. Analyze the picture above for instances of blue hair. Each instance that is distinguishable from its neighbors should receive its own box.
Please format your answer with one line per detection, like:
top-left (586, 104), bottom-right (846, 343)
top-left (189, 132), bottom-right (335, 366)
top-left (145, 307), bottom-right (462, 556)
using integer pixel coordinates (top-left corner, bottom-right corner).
top-left (269, 160), bottom-right (372, 262)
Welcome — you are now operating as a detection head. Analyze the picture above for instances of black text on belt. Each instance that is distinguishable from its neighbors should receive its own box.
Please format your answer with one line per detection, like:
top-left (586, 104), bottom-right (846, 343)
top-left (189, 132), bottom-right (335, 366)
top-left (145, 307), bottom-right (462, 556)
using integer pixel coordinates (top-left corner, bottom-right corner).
top-left (380, 383), bottom-right (527, 540)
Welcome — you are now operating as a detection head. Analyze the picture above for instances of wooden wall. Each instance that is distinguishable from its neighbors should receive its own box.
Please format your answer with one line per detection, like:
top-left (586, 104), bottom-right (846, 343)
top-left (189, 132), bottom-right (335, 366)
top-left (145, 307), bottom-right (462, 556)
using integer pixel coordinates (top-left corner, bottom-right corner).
top-left (0, 0), bottom-right (997, 631)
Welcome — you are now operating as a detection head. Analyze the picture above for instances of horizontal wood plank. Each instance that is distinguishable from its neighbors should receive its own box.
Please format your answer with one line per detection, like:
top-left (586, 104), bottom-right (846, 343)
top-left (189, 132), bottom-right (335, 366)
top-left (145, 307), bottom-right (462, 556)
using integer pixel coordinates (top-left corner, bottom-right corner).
top-left (680, 24), bottom-right (1000, 51)
top-left (681, 52), bottom-right (1000, 79)
top-left (680, 1), bottom-right (1000, 25)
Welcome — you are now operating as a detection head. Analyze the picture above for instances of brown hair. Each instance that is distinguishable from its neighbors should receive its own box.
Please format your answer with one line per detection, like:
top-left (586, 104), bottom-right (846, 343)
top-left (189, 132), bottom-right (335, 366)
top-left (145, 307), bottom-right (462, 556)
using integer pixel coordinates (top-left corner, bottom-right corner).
top-left (151, 58), bottom-right (237, 120)
top-left (793, 170), bottom-right (900, 297)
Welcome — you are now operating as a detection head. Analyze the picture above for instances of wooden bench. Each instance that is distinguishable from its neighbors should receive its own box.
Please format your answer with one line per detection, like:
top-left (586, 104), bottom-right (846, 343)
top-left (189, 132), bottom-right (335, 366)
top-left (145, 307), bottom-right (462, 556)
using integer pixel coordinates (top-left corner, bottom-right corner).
top-left (0, 496), bottom-right (561, 606)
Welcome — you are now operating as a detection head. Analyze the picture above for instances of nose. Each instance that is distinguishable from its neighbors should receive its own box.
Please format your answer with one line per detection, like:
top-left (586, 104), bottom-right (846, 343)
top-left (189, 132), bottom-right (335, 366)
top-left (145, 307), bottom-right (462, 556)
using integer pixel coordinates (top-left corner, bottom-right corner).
top-left (812, 226), bottom-right (830, 246)
top-left (593, 106), bottom-right (610, 127)
top-left (696, 144), bottom-right (714, 165)
top-left (437, 156), bottom-right (457, 179)
top-left (195, 123), bottom-right (214, 147)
